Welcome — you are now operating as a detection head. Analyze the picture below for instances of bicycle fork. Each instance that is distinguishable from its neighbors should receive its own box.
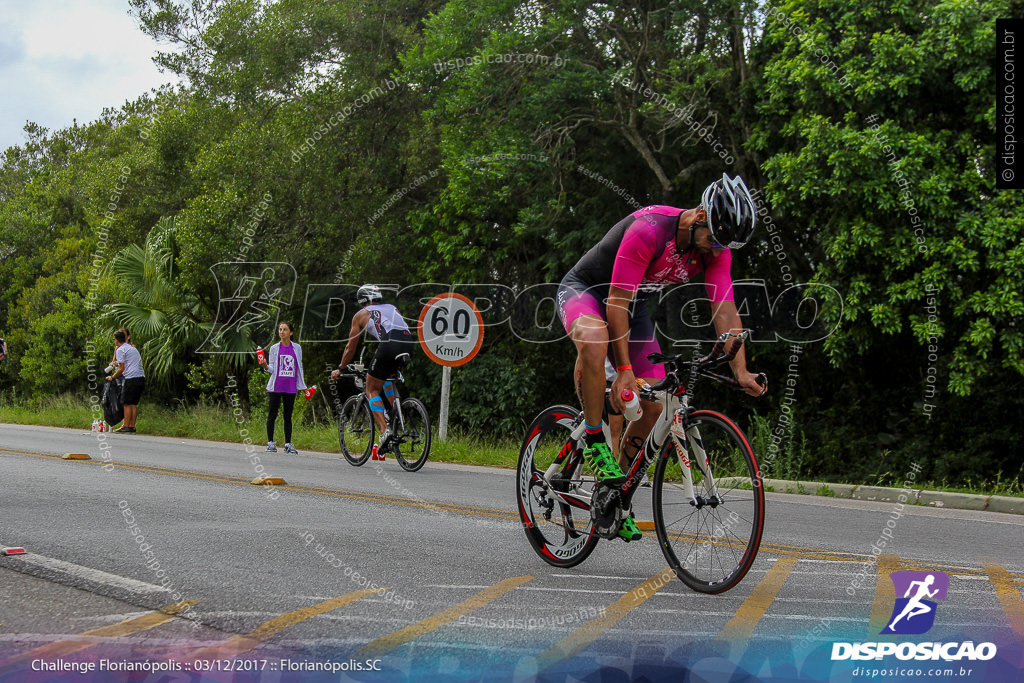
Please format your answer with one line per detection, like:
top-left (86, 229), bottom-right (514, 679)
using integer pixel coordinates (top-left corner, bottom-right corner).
top-left (669, 408), bottom-right (719, 509)
top-left (628, 399), bottom-right (715, 509)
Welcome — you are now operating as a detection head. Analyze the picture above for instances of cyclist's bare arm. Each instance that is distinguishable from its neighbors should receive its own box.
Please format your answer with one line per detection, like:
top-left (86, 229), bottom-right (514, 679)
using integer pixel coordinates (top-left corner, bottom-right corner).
top-left (606, 285), bottom-right (636, 413)
top-left (711, 300), bottom-right (765, 397)
top-left (333, 309), bottom-right (370, 377)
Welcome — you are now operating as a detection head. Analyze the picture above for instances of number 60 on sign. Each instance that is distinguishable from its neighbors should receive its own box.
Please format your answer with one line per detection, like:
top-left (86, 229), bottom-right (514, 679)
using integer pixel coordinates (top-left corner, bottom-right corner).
top-left (417, 293), bottom-right (485, 367)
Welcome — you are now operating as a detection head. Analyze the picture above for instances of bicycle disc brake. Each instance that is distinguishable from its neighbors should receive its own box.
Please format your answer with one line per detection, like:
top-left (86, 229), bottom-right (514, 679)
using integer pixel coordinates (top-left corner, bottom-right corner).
top-left (590, 485), bottom-right (624, 540)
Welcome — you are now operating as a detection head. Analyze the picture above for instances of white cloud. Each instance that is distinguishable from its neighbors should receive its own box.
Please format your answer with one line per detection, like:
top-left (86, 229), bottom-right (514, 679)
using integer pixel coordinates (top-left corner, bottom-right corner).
top-left (0, 0), bottom-right (178, 150)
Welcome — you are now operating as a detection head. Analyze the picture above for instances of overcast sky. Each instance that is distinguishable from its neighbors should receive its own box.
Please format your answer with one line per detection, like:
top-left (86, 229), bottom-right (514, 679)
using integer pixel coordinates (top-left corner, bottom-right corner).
top-left (0, 0), bottom-right (177, 151)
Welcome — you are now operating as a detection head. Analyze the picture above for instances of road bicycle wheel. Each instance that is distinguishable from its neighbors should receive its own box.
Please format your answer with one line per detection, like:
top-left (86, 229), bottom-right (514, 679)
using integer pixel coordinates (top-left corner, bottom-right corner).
top-left (393, 398), bottom-right (431, 472)
top-left (652, 410), bottom-right (764, 594)
top-left (338, 394), bottom-right (374, 466)
top-left (516, 405), bottom-right (599, 568)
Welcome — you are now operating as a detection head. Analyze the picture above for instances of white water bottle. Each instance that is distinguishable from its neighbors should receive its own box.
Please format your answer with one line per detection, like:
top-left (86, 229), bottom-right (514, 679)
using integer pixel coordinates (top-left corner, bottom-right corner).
top-left (621, 388), bottom-right (642, 421)
top-left (91, 418), bottom-right (98, 432)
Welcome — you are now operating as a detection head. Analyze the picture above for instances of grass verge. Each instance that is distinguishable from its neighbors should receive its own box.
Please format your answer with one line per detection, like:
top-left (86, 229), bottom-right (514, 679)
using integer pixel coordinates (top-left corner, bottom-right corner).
top-left (0, 393), bottom-right (521, 469)
top-left (1, 394), bottom-right (1021, 499)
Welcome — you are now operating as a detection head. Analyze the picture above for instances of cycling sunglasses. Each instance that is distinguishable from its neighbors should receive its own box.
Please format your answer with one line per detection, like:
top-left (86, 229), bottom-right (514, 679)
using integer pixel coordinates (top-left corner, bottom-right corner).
top-left (692, 221), bottom-right (725, 249)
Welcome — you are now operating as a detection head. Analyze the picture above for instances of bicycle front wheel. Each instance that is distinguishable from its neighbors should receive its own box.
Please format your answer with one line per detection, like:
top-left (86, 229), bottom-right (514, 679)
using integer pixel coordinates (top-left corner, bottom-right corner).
top-left (339, 394), bottom-right (374, 466)
top-left (516, 405), bottom-right (598, 568)
top-left (393, 398), bottom-right (431, 472)
top-left (652, 410), bottom-right (764, 594)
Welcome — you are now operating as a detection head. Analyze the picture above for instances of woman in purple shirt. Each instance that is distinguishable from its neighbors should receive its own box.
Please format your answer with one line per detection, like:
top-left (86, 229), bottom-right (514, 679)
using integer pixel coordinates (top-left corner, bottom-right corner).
top-left (258, 321), bottom-right (307, 454)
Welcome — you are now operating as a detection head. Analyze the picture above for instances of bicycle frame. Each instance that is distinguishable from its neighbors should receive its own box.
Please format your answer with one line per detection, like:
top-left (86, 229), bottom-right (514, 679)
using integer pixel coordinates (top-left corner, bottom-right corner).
top-left (541, 331), bottom-right (758, 516)
top-left (542, 384), bottom-right (708, 514)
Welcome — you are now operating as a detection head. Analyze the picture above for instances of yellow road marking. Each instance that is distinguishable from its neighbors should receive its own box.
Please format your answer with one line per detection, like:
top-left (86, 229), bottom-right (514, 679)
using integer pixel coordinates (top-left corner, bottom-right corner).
top-left (982, 559), bottom-right (1024, 639)
top-left (6, 448), bottom-right (1024, 580)
top-left (0, 601), bottom-right (200, 665)
top-left (356, 576), bottom-right (533, 659)
top-left (869, 555), bottom-right (901, 638)
top-left (7, 450), bottom-right (515, 521)
top-left (719, 558), bottom-right (798, 641)
top-left (532, 567), bottom-right (675, 672)
top-left (185, 590), bottom-right (378, 660)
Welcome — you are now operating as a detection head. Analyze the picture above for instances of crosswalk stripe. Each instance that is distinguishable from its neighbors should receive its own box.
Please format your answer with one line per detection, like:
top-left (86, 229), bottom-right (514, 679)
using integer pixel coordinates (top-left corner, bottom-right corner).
top-left (356, 576), bottom-right (533, 658)
top-left (869, 554), bottom-right (900, 638)
top-left (530, 567), bottom-right (675, 672)
top-left (185, 590), bottom-right (379, 660)
top-left (982, 559), bottom-right (1024, 639)
top-left (0, 600), bottom-right (201, 666)
top-left (718, 557), bottom-right (798, 641)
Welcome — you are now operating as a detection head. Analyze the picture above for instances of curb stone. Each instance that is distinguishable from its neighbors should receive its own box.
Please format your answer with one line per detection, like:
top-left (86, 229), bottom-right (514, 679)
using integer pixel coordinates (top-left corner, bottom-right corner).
top-left (759, 478), bottom-right (1023, 516)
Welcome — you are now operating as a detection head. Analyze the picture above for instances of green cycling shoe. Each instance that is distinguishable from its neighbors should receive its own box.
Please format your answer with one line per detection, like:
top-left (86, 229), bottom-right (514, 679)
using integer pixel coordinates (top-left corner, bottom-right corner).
top-left (582, 441), bottom-right (627, 486)
top-left (618, 514), bottom-right (643, 542)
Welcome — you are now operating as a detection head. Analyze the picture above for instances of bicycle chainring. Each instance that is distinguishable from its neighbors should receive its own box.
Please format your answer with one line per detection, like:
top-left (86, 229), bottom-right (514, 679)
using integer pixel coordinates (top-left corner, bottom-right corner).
top-left (590, 485), bottom-right (624, 540)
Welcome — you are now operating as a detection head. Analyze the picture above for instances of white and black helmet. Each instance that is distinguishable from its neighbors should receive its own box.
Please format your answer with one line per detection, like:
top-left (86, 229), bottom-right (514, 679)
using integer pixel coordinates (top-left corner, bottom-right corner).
top-left (356, 284), bottom-right (382, 305)
top-left (700, 173), bottom-right (757, 249)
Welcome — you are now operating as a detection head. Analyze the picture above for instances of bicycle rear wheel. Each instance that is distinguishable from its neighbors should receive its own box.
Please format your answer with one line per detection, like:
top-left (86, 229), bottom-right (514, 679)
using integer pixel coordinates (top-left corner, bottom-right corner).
top-left (339, 394), bottom-right (374, 466)
top-left (652, 410), bottom-right (764, 594)
top-left (393, 398), bottom-right (431, 472)
top-left (516, 405), bottom-right (598, 568)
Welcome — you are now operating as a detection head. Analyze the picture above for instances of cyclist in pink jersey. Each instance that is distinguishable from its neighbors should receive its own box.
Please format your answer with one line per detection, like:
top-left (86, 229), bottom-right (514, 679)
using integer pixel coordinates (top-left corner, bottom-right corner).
top-left (555, 173), bottom-right (767, 541)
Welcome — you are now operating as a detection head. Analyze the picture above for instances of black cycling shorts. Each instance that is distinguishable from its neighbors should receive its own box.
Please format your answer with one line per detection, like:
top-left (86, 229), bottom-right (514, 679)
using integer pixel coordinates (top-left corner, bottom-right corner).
top-left (122, 377), bottom-right (146, 405)
top-left (368, 331), bottom-right (414, 381)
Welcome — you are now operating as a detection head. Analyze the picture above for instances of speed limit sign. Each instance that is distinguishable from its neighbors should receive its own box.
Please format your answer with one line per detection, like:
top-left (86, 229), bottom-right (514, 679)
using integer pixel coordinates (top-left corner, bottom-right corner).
top-left (417, 293), bottom-right (484, 367)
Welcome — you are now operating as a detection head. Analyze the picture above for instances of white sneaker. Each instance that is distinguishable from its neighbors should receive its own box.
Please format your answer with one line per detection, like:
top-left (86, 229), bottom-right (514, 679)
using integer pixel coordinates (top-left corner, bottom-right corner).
top-left (284, 443), bottom-right (298, 454)
top-left (379, 429), bottom-right (391, 447)
top-left (267, 441), bottom-right (277, 452)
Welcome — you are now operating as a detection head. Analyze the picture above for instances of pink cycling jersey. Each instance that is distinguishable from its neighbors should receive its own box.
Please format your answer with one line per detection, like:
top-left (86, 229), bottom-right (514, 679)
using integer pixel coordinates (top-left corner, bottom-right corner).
top-left (556, 205), bottom-right (735, 379)
top-left (611, 206), bottom-right (733, 300)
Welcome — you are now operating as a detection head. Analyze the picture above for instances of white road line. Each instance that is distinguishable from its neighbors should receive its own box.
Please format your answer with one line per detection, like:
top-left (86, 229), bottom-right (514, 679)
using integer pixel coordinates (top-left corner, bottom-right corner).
top-left (11, 553), bottom-right (172, 594)
top-left (517, 586), bottom-right (706, 596)
top-left (550, 574), bottom-right (653, 580)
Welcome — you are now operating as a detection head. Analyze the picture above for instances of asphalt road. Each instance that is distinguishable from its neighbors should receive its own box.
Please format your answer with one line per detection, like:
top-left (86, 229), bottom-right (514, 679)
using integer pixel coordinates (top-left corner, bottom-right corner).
top-left (1, 423), bottom-right (1022, 682)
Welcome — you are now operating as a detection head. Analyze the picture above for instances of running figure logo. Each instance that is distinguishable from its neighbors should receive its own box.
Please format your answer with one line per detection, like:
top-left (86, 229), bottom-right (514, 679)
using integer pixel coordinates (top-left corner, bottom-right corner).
top-left (881, 571), bottom-right (949, 635)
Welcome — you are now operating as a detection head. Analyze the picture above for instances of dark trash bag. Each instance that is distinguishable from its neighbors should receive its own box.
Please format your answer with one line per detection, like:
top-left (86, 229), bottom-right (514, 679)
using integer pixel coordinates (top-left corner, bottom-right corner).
top-left (102, 379), bottom-right (124, 426)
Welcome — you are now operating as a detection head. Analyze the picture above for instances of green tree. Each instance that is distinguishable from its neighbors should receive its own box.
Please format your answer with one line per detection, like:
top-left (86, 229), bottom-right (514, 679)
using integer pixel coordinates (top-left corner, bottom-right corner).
top-left (103, 217), bottom-right (257, 410)
top-left (750, 0), bottom-right (1023, 482)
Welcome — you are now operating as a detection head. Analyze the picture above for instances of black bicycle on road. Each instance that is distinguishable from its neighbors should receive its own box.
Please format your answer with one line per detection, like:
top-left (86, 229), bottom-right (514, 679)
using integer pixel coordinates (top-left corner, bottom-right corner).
top-left (331, 354), bottom-right (432, 472)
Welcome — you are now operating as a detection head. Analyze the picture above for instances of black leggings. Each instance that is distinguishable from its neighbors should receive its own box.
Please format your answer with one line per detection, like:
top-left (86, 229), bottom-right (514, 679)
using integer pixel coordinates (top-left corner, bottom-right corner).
top-left (267, 392), bottom-right (296, 443)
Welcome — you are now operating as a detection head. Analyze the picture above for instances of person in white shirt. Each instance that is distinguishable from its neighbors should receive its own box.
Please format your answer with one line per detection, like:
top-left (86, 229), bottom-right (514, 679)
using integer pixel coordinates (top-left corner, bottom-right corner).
top-left (106, 329), bottom-right (145, 433)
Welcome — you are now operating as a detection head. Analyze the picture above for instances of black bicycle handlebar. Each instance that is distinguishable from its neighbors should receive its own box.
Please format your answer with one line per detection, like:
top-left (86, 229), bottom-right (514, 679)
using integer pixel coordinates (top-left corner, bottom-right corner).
top-left (643, 331), bottom-right (765, 396)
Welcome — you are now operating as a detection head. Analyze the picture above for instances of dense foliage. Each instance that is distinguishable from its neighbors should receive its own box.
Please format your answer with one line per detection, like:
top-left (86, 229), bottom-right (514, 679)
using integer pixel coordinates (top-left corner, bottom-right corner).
top-left (1, 0), bottom-right (1019, 487)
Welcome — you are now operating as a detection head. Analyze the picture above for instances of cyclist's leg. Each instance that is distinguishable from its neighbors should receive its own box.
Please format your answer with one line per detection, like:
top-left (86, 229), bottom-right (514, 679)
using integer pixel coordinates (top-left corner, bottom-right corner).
top-left (569, 317), bottom-right (608, 431)
top-left (364, 375), bottom-right (388, 433)
top-left (367, 339), bottom-right (398, 433)
top-left (559, 278), bottom-right (625, 484)
top-left (375, 333), bottom-right (407, 410)
top-left (558, 277), bottom-right (609, 435)
top-left (382, 380), bottom-right (396, 409)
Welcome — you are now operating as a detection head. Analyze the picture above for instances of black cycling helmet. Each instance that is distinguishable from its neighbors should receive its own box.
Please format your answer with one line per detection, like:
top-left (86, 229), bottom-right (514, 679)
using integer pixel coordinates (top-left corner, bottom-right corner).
top-left (699, 173), bottom-right (757, 249)
top-left (356, 284), bottom-right (382, 305)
